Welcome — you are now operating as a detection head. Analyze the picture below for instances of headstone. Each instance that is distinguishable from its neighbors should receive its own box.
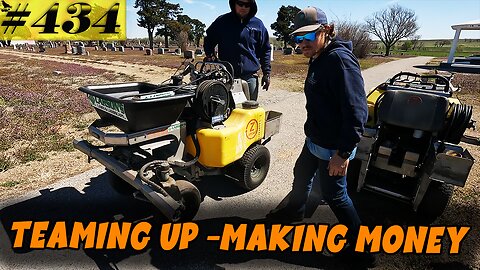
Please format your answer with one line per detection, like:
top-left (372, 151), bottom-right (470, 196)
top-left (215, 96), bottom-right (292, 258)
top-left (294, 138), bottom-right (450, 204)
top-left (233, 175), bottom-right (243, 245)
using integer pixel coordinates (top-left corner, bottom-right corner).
top-left (295, 47), bottom-right (302, 54)
top-left (119, 46), bottom-right (125, 53)
top-left (71, 46), bottom-right (78, 55)
top-left (13, 44), bottom-right (16, 50)
top-left (0, 43), bottom-right (3, 48)
top-left (106, 43), bottom-right (114, 50)
top-left (86, 51), bottom-right (90, 56)
top-left (77, 45), bottom-right (85, 55)
top-left (139, 46), bottom-right (145, 51)
top-left (270, 44), bottom-right (274, 61)
top-left (130, 46), bottom-right (134, 50)
top-left (111, 46), bottom-right (117, 52)
top-left (184, 50), bottom-right (194, 59)
top-left (145, 48), bottom-right (152, 55)
top-left (283, 47), bottom-right (293, 55)
top-left (102, 47), bottom-right (108, 51)
top-left (175, 48), bottom-right (181, 55)
top-left (94, 46), bottom-right (99, 51)
top-left (49, 41), bottom-right (54, 48)
top-left (64, 44), bottom-right (71, 54)
top-left (194, 48), bottom-right (203, 56)
top-left (39, 44), bottom-right (46, 53)
top-left (158, 48), bottom-right (165, 54)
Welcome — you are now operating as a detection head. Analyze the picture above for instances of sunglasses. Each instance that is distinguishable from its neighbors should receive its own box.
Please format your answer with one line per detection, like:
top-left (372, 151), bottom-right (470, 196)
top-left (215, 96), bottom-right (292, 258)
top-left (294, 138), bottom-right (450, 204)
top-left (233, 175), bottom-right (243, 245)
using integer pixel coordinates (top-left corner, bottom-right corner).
top-left (294, 32), bottom-right (317, 44)
top-left (236, 0), bottom-right (251, 8)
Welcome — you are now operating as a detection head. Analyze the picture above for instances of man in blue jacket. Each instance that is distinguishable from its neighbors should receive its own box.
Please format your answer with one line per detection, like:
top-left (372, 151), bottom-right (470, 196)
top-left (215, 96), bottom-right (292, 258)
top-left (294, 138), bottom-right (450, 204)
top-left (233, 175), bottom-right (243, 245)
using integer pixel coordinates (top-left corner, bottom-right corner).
top-left (267, 6), bottom-right (376, 268)
top-left (204, 0), bottom-right (271, 101)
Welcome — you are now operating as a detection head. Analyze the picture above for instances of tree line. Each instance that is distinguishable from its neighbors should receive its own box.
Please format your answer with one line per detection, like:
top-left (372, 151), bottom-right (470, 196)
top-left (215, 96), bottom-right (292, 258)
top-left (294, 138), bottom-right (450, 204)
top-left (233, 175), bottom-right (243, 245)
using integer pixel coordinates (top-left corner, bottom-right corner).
top-left (136, 1), bottom-right (420, 57)
top-left (135, 0), bottom-right (205, 50)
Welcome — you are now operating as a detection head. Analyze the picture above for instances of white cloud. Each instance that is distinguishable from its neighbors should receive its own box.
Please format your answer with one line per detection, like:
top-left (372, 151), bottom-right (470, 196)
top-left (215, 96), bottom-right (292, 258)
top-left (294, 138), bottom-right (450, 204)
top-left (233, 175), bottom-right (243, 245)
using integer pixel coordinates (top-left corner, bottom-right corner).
top-left (199, 2), bottom-right (215, 10)
top-left (183, 0), bottom-right (215, 10)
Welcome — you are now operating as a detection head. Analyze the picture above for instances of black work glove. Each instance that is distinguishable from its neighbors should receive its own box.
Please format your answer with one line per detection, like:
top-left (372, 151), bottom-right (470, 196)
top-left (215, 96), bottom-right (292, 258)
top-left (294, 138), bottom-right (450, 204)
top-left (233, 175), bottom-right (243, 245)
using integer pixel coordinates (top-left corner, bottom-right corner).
top-left (262, 74), bottom-right (270, 91)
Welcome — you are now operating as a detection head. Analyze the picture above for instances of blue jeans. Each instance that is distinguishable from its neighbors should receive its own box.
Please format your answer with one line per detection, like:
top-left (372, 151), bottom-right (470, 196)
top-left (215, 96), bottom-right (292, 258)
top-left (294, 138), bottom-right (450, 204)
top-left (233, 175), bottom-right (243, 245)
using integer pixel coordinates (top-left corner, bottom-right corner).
top-left (288, 141), bottom-right (361, 243)
top-left (241, 75), bottom-right (259, 101)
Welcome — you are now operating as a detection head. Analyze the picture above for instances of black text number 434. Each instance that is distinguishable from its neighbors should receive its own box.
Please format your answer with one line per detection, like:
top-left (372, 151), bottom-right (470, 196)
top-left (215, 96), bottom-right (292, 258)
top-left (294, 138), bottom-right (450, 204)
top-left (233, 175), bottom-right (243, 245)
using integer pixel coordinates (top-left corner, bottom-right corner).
top-left (31, 3), bottom-right (120, 34)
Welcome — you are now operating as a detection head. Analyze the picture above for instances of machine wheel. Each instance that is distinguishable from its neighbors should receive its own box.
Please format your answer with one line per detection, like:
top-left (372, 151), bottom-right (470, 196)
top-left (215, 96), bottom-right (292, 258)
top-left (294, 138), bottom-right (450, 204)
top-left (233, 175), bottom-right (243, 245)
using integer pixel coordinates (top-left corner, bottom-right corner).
top-left (106, 169), bottom-right (136, 195)
top-left (417, 181), bottom-right (454, 220)
top-left (175, 180), bottom-right (201, 222)
top-left (232, 144), bottom-right (270, 191)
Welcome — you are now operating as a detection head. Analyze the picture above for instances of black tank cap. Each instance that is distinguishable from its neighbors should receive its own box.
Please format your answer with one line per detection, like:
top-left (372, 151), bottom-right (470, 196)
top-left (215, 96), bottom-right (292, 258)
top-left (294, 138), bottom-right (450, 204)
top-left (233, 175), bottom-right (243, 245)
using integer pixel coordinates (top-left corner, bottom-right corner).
top-left (242, 100), bottom-right (259, 109)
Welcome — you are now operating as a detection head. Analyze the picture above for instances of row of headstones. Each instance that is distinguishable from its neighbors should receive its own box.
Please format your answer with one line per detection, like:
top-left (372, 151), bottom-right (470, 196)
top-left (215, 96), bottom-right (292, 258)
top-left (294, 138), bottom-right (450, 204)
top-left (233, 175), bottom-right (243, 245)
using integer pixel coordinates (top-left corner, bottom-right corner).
top-left (5, 44), bottom-right (38, 52)
top-left (0, 41), bottom-right (61, 49)
top-left (64, 44), bottom-right (89, 55)
top-left (86, 45), bottom-right (205, 58)
top-left (283, 47), bottom-right (303, 55)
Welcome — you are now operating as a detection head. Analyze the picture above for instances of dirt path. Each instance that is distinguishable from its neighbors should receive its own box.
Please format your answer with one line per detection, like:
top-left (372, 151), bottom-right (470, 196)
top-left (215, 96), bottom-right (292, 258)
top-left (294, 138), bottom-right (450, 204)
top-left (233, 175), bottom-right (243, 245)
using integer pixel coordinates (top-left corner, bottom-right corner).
top-left (0, 49), bottom-right (175, 83)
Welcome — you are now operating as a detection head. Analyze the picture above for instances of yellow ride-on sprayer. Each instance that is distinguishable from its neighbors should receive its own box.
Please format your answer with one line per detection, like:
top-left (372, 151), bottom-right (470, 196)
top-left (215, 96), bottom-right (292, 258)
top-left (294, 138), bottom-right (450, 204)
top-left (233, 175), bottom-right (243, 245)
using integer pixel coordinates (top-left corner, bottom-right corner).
top-left (73, 61), bottom-right (282, 222)
top-left (350, 72), bottom-right (478, 220)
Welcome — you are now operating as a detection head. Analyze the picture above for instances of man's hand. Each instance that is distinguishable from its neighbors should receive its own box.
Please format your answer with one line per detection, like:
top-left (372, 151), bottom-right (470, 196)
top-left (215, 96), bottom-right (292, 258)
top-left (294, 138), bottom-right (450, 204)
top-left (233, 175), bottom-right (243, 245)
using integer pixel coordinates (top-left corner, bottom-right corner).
top-left (261, 74), bottom-right (270, 91)
top-left (262, 74), bottom-right (270, 91)
top-left (327, 154), bottom-right (349, 177)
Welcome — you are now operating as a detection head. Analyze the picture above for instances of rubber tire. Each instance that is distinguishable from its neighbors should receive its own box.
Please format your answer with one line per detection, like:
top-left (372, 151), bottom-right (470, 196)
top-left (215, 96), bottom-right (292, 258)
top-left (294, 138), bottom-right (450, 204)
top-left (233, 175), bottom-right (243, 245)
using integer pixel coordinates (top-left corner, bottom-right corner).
top-left (233, 144), bottom-right (270, 191)
top-left (417, 181), bottom-right (454, 220)
top-left (175, 180), bottom-right (201, 222)
top-left (106, 169), bottom-right (136, 196)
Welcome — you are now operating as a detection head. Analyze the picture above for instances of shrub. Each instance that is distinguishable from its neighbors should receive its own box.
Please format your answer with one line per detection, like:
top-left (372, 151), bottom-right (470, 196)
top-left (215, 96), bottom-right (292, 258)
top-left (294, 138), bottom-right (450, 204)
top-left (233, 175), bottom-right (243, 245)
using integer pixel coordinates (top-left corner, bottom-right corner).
top-left (336, 20), bottom-right (373, 58)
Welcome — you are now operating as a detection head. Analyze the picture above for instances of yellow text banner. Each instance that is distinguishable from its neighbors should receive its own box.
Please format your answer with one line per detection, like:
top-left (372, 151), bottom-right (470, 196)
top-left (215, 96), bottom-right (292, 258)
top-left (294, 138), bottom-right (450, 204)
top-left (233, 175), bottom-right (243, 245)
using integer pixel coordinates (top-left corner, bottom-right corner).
top-left (0, 0), bottom-right (126, 40)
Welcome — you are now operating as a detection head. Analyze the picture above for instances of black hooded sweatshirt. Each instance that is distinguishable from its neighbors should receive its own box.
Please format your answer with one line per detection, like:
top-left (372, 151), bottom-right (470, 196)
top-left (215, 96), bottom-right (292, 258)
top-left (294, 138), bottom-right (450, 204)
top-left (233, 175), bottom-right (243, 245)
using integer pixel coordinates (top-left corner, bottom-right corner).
top-left (204, 0), bottom-right (271, 78)
top-left (304, 39), bottom-right (368, 152)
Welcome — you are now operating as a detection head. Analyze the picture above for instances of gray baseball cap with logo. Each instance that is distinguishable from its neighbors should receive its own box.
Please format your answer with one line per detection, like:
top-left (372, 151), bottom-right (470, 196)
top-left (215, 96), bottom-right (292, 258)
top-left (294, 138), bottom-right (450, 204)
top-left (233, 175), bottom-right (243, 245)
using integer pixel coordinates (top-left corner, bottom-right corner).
top-left (292, 6), bottom-right (328, 35)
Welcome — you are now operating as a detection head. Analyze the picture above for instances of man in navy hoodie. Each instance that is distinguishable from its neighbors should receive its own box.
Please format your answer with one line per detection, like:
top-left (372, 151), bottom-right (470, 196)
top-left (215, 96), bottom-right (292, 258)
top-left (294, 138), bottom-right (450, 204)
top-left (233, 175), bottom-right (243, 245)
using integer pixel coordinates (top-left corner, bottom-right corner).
top-left (267, 6), bottom-right (376, 268)
top-left (204, 0), bottom-right (271, 101)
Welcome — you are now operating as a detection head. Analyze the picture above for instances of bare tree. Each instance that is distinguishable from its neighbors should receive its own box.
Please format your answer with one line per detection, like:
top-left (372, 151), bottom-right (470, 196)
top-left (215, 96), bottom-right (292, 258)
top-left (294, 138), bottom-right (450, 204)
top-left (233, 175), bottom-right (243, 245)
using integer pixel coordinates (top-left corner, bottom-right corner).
top-left (365, 4), bottom-right (419, 56)
top-left (336, 20), bottom-right (373, 58)
top-left (410, 35), bottom-right (421, 50)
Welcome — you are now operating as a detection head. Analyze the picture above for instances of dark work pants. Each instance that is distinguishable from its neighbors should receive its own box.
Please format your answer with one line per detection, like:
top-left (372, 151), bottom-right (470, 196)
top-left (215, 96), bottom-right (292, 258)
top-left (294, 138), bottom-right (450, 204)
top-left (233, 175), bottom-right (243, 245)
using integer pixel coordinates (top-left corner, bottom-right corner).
top-left (288, 142), bottom-right (362, 244)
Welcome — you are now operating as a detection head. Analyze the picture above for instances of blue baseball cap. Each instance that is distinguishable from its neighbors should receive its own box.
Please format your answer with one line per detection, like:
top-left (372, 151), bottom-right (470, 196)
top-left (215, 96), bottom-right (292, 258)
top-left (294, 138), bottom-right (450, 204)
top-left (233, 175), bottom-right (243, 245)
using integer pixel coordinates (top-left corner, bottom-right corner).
top-left (292, 6), bottom-right (328, 35)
